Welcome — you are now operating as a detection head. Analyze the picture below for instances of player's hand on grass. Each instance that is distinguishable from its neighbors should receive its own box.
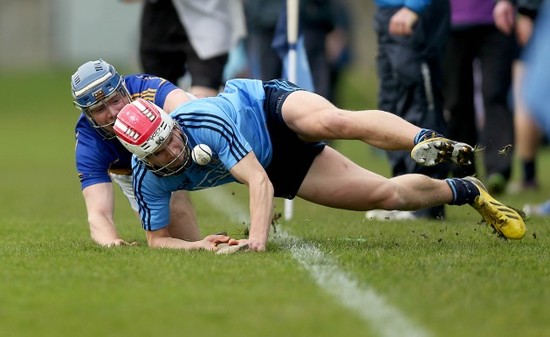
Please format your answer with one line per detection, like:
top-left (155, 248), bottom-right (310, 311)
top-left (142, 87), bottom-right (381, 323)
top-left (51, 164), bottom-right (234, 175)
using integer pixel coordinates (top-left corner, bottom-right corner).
top-left (242, 238), bottom-right (266, 252)
top-left (203, 234), bottom-right (239, 251)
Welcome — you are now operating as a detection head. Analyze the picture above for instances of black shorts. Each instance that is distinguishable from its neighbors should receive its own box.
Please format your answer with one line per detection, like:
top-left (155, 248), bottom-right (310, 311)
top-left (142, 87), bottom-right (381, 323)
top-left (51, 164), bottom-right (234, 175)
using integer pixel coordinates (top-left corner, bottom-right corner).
top-left (262, 80), bottom-right (326, 199)
top-left (139, 0), bottom-right (228, 89)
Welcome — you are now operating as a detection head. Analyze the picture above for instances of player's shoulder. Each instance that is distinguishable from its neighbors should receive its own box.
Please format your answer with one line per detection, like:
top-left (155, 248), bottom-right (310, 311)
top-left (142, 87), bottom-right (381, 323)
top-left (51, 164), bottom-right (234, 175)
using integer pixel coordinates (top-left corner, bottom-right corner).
top-left (124, 73), bottom-right (177, 99)
top-left (124, 73), bottom-right (168, 88)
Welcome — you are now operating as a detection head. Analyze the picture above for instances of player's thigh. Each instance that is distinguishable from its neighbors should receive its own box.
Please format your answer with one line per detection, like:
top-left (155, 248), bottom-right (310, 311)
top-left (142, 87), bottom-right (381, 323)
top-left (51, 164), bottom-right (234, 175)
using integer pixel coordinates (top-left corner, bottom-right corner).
top-left (297, 147), bottom-right (395, 210)
top-left (281, 90), bottom-right (339, 140)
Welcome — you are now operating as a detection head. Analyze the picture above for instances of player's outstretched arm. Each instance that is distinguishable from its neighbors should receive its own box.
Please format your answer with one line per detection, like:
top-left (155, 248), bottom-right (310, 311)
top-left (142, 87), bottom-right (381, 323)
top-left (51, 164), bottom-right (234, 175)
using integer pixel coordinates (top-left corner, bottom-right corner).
top-left (229, 152), bottom-right (274, 252)
top-left (82, 183), bottom-right (137, 247)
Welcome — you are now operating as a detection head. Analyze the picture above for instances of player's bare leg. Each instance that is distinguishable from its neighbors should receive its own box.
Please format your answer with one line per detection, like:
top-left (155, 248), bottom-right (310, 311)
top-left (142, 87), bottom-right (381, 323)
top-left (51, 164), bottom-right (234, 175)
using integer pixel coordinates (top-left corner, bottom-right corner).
top-left (297, 147), bottom-right (526, 239)
top-left (281, 90), bottom-right (420, 150)
top-left (282, 90), bottom-right (474, 166)
top-left (297, 147), bottom-right (453, 211)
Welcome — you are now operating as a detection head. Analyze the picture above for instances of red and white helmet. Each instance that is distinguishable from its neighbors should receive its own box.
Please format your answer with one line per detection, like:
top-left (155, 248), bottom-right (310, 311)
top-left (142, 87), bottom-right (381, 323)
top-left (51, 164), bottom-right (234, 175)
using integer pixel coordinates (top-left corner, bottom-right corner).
top-left (114, 99), bottom-right (175, 159)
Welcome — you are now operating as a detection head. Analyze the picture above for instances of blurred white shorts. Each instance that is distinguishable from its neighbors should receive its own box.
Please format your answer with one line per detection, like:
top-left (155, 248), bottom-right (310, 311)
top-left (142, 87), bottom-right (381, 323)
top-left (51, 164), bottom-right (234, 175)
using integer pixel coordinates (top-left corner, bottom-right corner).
top-left (110, 173), bottom-right (138, 212)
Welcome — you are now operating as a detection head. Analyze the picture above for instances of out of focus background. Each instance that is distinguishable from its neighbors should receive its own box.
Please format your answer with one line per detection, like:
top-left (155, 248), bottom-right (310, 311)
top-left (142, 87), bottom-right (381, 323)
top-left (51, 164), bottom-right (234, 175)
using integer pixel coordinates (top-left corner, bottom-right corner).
top-left (1, 0), bottom-right (378, 110)
top-left (1, 0), bottom-right (137, 69)
top-left (0, 0), bottom-right (375, 72)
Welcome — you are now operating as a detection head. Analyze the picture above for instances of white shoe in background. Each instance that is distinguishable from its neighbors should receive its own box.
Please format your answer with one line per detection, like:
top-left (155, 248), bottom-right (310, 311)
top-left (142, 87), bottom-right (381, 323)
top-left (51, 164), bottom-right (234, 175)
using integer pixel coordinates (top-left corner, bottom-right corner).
top-left (365, 210), bottom-right (417, 221)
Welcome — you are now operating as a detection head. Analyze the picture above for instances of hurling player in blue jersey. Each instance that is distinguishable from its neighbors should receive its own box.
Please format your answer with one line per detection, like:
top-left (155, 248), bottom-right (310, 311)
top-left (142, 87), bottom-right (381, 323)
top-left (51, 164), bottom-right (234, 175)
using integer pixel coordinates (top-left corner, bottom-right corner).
top-left (72, 59), bottom-right (235, 249)
top-left (114, 79), bottom-right (527, 252)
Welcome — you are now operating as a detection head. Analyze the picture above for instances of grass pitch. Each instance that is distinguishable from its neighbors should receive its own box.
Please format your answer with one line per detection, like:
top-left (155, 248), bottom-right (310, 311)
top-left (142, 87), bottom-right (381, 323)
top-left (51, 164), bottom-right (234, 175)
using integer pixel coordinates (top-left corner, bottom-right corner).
top-left (1, 70), bottom-right (550, 337)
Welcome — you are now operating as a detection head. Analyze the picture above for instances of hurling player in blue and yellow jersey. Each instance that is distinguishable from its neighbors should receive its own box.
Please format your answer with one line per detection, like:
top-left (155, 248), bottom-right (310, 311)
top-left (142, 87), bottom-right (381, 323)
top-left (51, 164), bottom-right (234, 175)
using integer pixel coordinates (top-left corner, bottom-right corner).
top-left (113, 79), bottom-right (527, 252)
top-left (72, 59), bottom-right (234, 249)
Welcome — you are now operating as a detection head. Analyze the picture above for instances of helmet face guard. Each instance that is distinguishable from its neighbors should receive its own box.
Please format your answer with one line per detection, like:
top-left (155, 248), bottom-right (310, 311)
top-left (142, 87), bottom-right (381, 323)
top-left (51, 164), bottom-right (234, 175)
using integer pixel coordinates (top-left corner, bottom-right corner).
top-left (71, 59), bottom-right (131, 139)
top-left (142, 127), bottom-right (192, 176)
top-left (114, 99), bottom-right (191, 176)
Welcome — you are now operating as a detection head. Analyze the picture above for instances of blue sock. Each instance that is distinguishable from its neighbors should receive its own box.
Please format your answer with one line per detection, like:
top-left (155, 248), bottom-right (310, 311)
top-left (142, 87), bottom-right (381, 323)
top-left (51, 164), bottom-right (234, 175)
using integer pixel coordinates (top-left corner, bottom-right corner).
top-left (446, 178), bottom-right (480, 205)
top-left (414, 128), bottom-right (443, 145)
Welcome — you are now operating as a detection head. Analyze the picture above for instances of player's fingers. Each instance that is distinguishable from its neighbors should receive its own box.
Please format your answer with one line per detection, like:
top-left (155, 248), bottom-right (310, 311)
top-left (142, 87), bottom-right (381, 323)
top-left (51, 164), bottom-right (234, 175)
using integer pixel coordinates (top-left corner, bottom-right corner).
top-left (204, 234), bottom-right (227, 243)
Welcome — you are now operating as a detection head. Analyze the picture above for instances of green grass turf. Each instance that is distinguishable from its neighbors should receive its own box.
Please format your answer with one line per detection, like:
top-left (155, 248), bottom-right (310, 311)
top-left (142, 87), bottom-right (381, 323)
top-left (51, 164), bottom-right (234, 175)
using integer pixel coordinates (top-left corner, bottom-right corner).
top-left (1, 69), bottom-right (550, 337)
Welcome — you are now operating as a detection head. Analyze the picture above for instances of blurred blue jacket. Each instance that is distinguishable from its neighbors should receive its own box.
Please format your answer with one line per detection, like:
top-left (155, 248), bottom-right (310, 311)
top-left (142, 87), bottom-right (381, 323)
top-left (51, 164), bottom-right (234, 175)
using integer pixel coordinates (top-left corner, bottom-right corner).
top-left (523, 0), bottom-right (550, 136)
top-left (373, 0), bottom-right (431, 13)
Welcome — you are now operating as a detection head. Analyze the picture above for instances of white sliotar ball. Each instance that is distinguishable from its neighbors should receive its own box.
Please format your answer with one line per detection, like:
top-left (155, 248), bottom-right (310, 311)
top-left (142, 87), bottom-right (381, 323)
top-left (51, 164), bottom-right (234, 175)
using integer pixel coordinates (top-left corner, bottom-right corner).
top-left (191, 144), bottom-right (212, 165)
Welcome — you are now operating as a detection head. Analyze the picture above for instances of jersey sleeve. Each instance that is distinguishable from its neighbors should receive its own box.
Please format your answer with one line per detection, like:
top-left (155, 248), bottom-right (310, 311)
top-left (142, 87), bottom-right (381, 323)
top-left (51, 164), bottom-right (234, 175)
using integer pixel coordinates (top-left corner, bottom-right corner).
top-left (174, 100), bottom-right (253, 171)
top-left (132, 159), bottom-right (172, 231)
top-left (124, 74), bottom-right (178, 108)
top-left (75, 120), bottom-right (113, 189)
top-left (204, 122), bottom-right (252, 171)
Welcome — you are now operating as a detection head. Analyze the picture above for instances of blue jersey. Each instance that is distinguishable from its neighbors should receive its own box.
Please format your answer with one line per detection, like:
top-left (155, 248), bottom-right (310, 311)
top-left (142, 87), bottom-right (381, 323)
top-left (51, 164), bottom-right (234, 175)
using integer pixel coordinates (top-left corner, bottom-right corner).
top-left (133, 79), bottom-right (273, 231)
top-left (75, 74), bottom-right (178, 190)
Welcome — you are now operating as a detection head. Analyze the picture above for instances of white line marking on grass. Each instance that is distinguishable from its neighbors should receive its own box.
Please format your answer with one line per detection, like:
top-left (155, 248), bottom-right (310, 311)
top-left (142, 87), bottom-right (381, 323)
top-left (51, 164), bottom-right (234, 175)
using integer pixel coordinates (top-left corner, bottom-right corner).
top-left (198, 189), bottom-right (431, 337)
top-left (275, 232), bottom-right (431, 337)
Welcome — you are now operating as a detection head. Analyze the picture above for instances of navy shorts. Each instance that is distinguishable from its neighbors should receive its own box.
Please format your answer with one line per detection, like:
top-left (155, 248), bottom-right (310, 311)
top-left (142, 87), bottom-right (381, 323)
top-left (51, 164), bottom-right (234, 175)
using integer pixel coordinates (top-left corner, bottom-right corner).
top-left (262, 79), bottom-right (326, 199)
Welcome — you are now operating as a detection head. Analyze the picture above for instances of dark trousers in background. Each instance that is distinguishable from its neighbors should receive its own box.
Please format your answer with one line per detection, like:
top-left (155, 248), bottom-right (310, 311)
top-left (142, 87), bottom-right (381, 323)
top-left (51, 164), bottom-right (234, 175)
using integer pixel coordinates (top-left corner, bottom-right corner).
top-left (374, 0), bottom-right (451, 219)
top-left (443, 25), bottom-right (516, 181)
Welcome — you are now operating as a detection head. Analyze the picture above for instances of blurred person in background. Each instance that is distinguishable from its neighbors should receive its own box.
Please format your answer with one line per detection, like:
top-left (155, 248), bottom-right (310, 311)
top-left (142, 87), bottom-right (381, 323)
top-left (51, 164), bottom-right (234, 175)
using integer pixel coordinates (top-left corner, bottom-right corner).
top-left (518, 0), bottom-right (550, 216)
top-left (71, 59), bottom-right (234, 249)
top-left (494, 0), bottom-right (544, 193)
top-left (245, 0), bottom-right (351, 103)
top-left (443, 0), bottom-right (517, 194)
top-left (299, 0), bottom-right (351, 101)
top-left (128, 0), bottom-right (246, 97)
top-left (371, 0), bottom-right (453, 220)
top-left (244, 0), bottom-right (284, 81)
